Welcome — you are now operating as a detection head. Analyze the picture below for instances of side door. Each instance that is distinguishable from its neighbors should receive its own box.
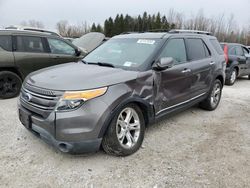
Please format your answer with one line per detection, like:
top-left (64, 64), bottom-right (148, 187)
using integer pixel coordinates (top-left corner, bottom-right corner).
top-left (46, 37), bottom-right (81, 65)
top-left (154, 38), bottom-right (194, 115)
top-left (0, 35), bottom-right (15, 68)
top-left (185, 38), bottom-right (214, 97)
top-left (243, 47), bottom-right (250, 74)
top-left (13, 35), bottom-right (51, 77)
top-left (233, 46), bottom-right (247, 76)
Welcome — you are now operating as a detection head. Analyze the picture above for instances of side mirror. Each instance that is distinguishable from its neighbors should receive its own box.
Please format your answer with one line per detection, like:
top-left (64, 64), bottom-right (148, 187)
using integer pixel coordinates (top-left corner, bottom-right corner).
top-left (153, 57), bottom-right (174, 71)
top-left (75, 48), bottom-right (82, 56)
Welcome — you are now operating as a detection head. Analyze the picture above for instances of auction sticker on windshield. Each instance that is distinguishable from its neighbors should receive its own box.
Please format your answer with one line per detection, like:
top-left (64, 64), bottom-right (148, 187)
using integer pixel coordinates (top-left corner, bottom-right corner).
top-left (137, 39), bottom-right (155, 45)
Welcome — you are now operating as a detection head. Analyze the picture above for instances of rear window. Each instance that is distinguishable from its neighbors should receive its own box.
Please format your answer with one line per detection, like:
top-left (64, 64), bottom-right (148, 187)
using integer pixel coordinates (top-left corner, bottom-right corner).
top-left (210, 39), bottom-right (224, 55)
top-left (0, 35), bottom-right (12, 51)
top-left (16, 36), bottom-right (45, 53)
top-left (186, 38), bottom-right (210, 61)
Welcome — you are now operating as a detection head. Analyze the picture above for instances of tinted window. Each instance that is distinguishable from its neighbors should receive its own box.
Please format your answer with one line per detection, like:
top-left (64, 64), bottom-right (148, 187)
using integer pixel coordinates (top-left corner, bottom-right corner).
top-left (235, 46), bottom-right (244, 56)
top-left (186, 38), bottom-right (208, 61)
top-left (0, 35), bottom-right (12, 51)
top-left (210, 39), bottom-right (224, 55)
top-left (47, 38), bottom-right (75, 55)
top-left (159, 38), bottom-right (187, 64)
top-left (17, 36), bottom-right (45, 53)
top-left (229, 47), bottom-right (236, 55)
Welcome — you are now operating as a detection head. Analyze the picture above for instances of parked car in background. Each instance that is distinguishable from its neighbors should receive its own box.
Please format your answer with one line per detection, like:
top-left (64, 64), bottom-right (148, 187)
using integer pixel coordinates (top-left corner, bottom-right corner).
top-left (0, 29), bottom-right (85, 99)
top-left (18, 30), bottom-right (225, 156)
top-left (220, 43), bottom-right (250, 85)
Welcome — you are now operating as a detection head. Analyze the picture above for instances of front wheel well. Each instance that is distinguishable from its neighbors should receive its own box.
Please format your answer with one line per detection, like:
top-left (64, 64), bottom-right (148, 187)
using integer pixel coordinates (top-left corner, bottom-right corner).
top-left (0, 67), bottom-right (23, 80)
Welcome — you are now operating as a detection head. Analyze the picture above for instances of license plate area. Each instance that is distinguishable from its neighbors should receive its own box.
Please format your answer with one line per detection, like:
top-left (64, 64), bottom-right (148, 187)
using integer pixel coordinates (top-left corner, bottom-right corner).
top-left (19, 108), bottom-right (31, 128)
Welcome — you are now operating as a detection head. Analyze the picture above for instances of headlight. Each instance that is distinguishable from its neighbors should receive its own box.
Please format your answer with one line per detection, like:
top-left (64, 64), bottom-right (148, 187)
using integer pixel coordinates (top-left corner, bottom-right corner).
top-left (56, 87), bottom-right (108, 111)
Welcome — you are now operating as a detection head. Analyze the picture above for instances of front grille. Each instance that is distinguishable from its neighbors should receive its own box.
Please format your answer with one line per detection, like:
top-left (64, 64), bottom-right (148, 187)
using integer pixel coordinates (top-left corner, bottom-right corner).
top-left (20, 83), bottom-right (63, 118)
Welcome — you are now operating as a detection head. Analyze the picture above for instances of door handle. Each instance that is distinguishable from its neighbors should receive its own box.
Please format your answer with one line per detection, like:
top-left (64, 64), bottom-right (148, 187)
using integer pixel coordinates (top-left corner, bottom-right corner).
top-left (181, 69), bottom-right (191, 73)
top-left (210, 61), bottom-right (215, 65)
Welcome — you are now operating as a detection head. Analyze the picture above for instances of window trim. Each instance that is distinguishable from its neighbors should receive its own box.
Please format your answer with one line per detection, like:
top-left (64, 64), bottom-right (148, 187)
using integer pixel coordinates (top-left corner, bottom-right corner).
top-left (14, 35), bottom-right (47, 54)
top-left (185, 38), bottom-right (212, 62)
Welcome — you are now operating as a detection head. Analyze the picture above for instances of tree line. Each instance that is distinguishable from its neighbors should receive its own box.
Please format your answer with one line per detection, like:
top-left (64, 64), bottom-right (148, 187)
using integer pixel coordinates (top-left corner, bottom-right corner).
top-left (19, 10), bottom-right (250, 45)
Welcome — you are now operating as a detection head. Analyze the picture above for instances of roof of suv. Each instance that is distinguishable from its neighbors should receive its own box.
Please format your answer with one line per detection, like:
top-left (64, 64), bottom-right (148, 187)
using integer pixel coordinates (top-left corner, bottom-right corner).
top-left (114, 31), bottom-right (217, 39)
top-left (0, 29), bottom-right (59, 38)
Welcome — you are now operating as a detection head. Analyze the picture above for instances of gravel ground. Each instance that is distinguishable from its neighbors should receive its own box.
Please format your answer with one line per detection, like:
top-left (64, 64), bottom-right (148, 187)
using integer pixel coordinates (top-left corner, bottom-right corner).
top-left (0, 77), bottom-right (250, 188)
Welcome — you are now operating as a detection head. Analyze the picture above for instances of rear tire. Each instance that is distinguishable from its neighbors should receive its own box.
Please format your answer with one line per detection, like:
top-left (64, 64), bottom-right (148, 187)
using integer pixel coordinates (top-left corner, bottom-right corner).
top-left (248, 75), bottom-right (250, 80)
top-left (199, 79), bottom-right (222, 111)
top-left (225, 68), bottom-right (237, 86)
top-left (102, 103), bottom-right (145, 156)
top-left (0, 71), bottom-right (22, 99)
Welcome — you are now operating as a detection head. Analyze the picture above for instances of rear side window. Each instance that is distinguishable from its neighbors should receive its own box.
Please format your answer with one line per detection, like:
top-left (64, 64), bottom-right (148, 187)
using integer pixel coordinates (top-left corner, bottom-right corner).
top-left (235, 46), bottom-right (244, 56)
top-left (17, 36), bottom-right (45, 53)
top-left (0, 35), bottom-right (12, 51)
top-left (186, 38), bottom-right (210, 61)
top-left (210, 39), bottom-right (224, 55)
top-left (159, 38), bottom-right (187, 64)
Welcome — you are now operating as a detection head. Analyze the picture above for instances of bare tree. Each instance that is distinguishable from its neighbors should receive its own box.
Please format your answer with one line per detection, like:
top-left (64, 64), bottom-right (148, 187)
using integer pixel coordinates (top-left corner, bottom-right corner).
top-left (56, 20), bottom-right (90, 37)
top-left (20, 20), bottom-right (44, 28)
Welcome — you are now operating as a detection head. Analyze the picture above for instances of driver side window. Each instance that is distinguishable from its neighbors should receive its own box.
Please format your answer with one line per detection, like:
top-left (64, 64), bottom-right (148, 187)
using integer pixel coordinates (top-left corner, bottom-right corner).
top-left (159, 38), bottom-right (187, 64)
top-left (47, 38), bottom-right (75, 55)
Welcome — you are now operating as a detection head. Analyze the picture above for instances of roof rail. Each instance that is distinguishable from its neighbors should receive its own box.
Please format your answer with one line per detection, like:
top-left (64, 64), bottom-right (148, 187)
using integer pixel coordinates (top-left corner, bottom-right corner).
top-left (147, 29), bottom-right (170, 33)
top-left (169, 29), bottom-right (212, 35)
top-left (5, 25), bottom-right (61, 37)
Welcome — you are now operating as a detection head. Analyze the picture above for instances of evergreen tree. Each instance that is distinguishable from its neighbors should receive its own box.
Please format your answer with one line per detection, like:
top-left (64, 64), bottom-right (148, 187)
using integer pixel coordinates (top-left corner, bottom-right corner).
top-left (91, 23), bottom-right (97, 32)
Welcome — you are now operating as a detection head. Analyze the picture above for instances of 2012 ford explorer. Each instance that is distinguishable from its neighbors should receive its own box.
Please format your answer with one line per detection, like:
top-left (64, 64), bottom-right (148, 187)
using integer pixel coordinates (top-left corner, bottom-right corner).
top-left (18, 30), bottom-right (226, 156)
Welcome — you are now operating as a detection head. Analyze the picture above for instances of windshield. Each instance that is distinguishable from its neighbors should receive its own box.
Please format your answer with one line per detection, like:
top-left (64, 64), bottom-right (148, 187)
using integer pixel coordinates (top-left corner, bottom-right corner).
top-left (83, 38), bottom-right (161, 70)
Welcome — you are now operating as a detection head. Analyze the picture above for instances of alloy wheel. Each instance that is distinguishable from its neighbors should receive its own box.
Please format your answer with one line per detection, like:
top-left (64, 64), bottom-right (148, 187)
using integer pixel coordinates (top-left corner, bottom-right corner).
top-left (116, 107), bottom-right (141, 149)
top-left (210, 82), bottom-right (221, 108)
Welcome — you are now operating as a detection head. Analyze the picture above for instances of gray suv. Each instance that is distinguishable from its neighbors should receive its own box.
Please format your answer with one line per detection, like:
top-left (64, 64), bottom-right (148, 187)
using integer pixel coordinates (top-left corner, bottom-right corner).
top-left (18, 30), bottom-right (226, 156)
top-left (0, 29), bottom-right (84, 99)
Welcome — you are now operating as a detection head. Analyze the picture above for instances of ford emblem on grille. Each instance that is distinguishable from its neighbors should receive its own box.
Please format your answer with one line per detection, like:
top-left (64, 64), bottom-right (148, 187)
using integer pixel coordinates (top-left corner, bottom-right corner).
top-left (23, 93), bottom-right (32, 102)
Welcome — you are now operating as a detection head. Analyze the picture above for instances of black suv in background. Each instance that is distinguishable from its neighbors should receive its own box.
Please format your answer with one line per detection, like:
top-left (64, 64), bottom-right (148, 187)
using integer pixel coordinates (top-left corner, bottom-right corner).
top-left (221, 43), bottom-right (250, 85)
top-left (19, 30), bottom-right (226, 156)
top-left (0, 29), bottom-right (85, 99)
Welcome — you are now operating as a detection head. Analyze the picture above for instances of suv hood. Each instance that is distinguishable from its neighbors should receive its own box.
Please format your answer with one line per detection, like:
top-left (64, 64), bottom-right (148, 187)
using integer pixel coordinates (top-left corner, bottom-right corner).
top-left (72, 32), bottom-right (105, 53)
top-left (26, 63), bottom-right (138, 91)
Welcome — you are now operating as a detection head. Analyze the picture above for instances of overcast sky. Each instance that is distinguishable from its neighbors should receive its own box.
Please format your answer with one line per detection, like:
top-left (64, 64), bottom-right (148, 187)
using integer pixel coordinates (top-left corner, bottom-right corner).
top-left (0, 0), bottom-right (249, 30)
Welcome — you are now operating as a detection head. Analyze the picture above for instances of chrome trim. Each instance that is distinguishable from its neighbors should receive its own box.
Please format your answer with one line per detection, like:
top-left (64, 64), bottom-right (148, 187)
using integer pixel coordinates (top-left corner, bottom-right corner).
top-left (21, 97), bottom-right (54, 110)
top-left (156, 92), bottom-right (207, 115)
top-left (22, 88), bottom-right (59, 100)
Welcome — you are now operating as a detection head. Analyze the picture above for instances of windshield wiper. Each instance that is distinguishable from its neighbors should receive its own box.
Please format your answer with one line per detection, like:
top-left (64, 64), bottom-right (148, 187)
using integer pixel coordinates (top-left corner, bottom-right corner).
top-left (81, 60), bottom-right (87, 64)
top-left (88, 62), bottom-right (114, 68)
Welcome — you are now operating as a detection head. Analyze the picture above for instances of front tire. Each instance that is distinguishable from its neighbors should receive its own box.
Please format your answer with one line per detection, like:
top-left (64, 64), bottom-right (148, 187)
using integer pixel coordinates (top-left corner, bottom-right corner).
top-left (102, 103), bottom-right (145, 156)
top-left (0, 71), bottom-right (22, 99)
top-left (199, 79), bottom-right (222, 111)
top-left (225, 68), bottom-right (237, 86)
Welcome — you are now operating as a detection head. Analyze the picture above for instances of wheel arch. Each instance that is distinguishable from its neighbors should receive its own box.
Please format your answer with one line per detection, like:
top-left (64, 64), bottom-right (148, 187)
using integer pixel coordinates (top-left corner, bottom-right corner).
top-left (98, 96), bottom-right (154, 138)
top-left (0, 67), bottom-right (24, 80)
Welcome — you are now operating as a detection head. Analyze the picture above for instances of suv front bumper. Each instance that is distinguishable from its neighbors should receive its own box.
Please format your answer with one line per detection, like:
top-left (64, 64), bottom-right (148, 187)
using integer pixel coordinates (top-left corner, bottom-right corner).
top-left (18, 99), bottom-right (110, 154)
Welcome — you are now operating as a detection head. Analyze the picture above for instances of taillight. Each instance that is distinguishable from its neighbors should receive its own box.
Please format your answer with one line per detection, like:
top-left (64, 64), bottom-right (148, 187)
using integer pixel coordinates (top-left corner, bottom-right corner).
top-left (224, 45), bottom-right (229, 64)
